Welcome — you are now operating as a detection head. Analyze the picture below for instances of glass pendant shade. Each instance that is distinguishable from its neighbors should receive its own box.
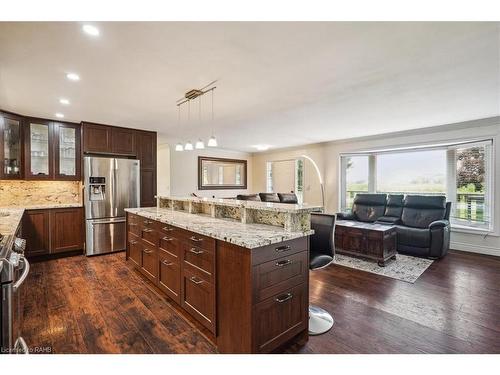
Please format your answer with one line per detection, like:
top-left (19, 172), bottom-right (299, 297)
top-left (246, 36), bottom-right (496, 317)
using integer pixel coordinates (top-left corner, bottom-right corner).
top-left (207, 135), bottom-right (217, 147)
top-left (195, 139), bottom-right (205, 149)
top-left (184, 141), bottom-right (194, 151)
top-left (175, 143), bottom-right (184, 151)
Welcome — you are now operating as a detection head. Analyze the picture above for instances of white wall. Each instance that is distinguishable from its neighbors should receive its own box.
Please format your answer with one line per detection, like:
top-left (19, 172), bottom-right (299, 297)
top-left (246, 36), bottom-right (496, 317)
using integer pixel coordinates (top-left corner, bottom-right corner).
top-left (251, 117), bottom-right (500, 256)
top-left (169, 147), bottom-right (252, 198)
top-left (157, 143), bottom-right (171, 196)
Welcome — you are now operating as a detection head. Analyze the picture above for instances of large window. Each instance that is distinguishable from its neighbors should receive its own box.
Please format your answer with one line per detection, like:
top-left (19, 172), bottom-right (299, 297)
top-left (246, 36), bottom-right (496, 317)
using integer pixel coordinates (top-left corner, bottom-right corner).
top-left (340, 139), bottom-right (494, 231)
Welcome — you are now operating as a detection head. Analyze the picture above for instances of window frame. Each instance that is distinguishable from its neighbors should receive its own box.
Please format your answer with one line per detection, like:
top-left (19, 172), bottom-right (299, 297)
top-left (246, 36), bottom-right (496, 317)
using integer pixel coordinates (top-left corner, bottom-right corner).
top-left (339, 137), bottom-right (496, 234)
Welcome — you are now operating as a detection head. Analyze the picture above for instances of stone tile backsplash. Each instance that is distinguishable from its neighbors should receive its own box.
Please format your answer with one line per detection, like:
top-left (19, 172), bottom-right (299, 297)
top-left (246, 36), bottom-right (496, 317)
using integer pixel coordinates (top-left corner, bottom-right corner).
top-left (0, 180), bottom-right (81, 207)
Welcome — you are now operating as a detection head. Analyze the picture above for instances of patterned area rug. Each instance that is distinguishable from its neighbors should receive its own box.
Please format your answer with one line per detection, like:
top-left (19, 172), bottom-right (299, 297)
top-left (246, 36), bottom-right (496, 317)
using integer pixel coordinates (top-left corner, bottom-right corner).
top-left (333, 253), bottom-right (434, 283)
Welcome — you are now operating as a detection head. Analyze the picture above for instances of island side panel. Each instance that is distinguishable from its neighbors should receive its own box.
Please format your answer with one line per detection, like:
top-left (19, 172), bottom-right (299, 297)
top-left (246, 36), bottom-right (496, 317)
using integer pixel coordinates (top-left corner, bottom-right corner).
top-left (216, 241), bottom-right (254, 353)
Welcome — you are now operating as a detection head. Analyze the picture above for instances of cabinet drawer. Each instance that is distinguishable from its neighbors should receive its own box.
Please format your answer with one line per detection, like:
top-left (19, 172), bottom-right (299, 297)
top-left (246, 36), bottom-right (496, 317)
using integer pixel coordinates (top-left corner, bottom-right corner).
top-left (251, 236), bottom-right (308, 266)
top-left (127, 214), bottom-right (141, 236)
top-left (182, 264), bottom-right (215, 333)
top-left (140, 242), bottom-right (158, 283)
top-left (182, 243), bottom-right (215, 281)
top-left (155, 222), bottom-right (182, 237)
top-left (253, 251), bottom-right (308, 303)
top-left (128, 234), bottom-right (142, 268)
top-left (254, 282), bottom-right (308, 353)
top-left (183, 231), bottom-right (216, 252)
top-left (159, 234), bottom-right (181, 258)
top-left (141, 226), bottom-right (158, 246)
top-left (158, 252), bottom-right (181, 304)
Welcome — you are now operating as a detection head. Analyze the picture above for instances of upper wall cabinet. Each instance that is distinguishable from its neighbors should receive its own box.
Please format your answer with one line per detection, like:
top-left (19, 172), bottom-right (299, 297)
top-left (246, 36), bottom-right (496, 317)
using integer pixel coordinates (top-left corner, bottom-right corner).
top-left (0, 111), bottom-right (24, 179)
top-left (82, 122), bottom-right (112, 154)
top-left (24, 118), bottom-right (81, 181)
top-left (82, 122), bottom-right (136, 156)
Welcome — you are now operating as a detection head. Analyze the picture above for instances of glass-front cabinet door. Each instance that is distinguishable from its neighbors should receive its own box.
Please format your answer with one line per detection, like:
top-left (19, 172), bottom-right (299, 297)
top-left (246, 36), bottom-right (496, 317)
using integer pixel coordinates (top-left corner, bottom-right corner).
top-left (0, 113), bottom-right (23, 179)
top-left (55, 122), bottom-right (80, 180)
top-left (27, 121), bottom-right (52, 178)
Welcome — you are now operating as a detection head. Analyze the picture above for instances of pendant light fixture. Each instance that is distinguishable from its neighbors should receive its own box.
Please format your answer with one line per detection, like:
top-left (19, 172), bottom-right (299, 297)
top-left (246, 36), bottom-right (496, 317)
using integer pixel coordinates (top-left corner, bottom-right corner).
top-left (184, 99), bottom-right (193, 151)
top-left (175, 104), bottom-right (184, 151)
top-left (195, 96), bottom-right (205, 149)
top-left (207, 88), bottom-right (218, 147)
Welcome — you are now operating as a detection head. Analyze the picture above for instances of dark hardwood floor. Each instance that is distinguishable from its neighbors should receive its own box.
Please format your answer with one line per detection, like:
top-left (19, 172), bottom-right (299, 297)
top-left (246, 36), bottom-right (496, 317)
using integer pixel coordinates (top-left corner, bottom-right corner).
top-left (21, 250), bottom-right (500, 354)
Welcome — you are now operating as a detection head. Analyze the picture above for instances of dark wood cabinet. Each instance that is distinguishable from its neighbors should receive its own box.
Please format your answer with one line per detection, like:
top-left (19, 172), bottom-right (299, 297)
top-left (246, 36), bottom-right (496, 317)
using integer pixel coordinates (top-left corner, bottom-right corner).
top-left (22, 209), bottom-right (51, 257)
top-left (54, 122), bottom-right (81, 180)
top-left (82, 122), bottom-right (157, 207)
top-left (126, 213), bottom-right (309, 353)
top-left (135, 131), bottom-right (156, 169)
top-left (23, 207), bottom-right (84, 257)
top-left (0, 111), bottom-right (24, 179)
top-left (136, 130), bottom-right (157, 207)
top-left (50, 208), bottom-right (84, 254)
top-left (111, 127), bottom-right (135, 155)
top-left (158, 251), bottom-right (181, 304)
top-left (82, 122), bottom-right (112, 154)
top-left (24, 118), bottom-right (81, 181)
top-left (140, 169), bottom-right (156, 207)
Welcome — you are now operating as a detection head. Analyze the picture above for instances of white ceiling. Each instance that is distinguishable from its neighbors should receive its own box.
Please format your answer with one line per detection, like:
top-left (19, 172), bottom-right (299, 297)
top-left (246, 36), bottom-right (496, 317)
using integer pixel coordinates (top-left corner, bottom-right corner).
top-left (0, 22), bottom-right (498, 152)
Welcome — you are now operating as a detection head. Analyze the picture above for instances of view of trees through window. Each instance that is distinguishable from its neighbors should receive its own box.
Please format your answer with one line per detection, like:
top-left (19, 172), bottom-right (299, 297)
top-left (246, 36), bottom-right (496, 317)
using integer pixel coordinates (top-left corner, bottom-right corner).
top-left (342, 142), bottom-right (491, 229)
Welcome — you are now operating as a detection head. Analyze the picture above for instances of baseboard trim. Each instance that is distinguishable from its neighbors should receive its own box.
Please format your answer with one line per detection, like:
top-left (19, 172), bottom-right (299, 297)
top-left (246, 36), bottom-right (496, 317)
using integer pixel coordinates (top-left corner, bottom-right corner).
top-left (450, 241), bottom-right (500, 257)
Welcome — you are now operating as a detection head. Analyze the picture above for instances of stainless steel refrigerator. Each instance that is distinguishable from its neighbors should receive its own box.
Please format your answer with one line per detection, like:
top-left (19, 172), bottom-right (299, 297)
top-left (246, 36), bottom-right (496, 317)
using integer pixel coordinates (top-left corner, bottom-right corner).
top-left (84, 156), bottom-right (140, 256)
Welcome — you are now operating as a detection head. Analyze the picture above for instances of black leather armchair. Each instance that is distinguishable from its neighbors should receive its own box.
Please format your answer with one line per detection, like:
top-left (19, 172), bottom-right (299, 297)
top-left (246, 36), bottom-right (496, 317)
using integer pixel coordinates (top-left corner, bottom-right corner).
top-left (396, 195), bottom-right (451, 258)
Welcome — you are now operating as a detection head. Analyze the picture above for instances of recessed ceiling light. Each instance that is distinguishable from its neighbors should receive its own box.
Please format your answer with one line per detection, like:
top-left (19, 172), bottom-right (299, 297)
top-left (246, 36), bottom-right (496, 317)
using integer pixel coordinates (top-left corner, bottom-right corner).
top-left (82, 24), bottom-right (100, 36)
top-left (55, 113), bottom-right (64, 118)
top-left (66, 73), bottom-right (80, 81)
top-left (253, 144), bottom-right (271, 151)
top-left (59, 98), bottom-right (70, 105)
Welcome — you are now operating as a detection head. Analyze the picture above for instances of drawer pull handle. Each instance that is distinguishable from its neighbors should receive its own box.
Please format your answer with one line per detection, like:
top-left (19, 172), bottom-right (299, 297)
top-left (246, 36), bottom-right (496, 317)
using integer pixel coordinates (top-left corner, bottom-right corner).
top-left (143, 228), bottom-right (154, 233)
top-left (190, 236), bottom-right (203, 242)
top-left (162, 260), bottom-right (174, 266)
top-left (275, 259), bottom-right (292, 267)
top-left (275, 293), bottom-right (293, 303)
top-left (189, 276), bottom-right (204, 285)
top-left (275, 245), bottom-right (291, 253)
top-left (189, 248), bottom-right (204, 255)
top-left (129, 223), bottom-right (137, 226)
top-left (144, 220), bottom-right (152, 225)
top-left (143, 249), bottom-right (153, 254)
top-left (162, 226), bottom-right (174, 232)
top-left (130, 240), bottom-right (138, 245)
top-left (162, 236), bottom-right (173, 241)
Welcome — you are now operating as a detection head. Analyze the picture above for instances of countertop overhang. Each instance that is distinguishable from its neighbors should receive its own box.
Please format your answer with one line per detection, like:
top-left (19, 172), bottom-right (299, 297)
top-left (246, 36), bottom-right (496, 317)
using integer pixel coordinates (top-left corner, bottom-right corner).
top-left (126, 207), bottom-right (313, 249)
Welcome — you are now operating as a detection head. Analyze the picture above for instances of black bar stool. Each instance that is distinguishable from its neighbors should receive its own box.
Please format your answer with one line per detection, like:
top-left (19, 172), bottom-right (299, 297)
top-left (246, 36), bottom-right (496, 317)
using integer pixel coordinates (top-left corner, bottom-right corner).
top-left (309, 212), bottom-right (336, 335)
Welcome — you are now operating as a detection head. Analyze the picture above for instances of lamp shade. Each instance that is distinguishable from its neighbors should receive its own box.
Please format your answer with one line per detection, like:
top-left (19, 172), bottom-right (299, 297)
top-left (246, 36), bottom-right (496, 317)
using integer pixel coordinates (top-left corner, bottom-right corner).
top-left (175, 143), bottom-right (184, 151)
top-left (207, 136), bottom-right (218, 147)
top-left (195, 139), bottom-right (205, 149)
top-left (184, 141), bottom-right (194, 151)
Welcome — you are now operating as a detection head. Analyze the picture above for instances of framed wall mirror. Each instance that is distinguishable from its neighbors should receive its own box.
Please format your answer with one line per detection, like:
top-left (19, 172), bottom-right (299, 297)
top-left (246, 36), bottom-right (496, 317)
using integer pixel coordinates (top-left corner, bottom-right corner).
top-left (198, 156), bottom-right (247, 190)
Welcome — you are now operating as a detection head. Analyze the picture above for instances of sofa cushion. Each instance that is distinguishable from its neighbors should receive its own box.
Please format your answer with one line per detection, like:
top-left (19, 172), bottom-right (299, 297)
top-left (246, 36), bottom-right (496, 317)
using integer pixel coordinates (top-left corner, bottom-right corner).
top-left (236, 194), bottom-right (260, 201)
top-left (384, 194), bottom-right (404, 217)
top-left (259, 192), bottom-right (280, 203)
top-left (396, 226), bottom-right (431, 248)
top-left (352, 194), bottom-right (387, 222)
top-left (401, 195), bottom-right (446, 228)
top-left (278, 192), bottom-right (298, 204)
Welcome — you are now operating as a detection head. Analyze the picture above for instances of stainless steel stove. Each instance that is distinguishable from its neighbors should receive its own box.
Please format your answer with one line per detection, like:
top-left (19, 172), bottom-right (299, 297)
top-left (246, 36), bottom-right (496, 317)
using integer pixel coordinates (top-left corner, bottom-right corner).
top-left (0, 234), bottom-right (29, 354)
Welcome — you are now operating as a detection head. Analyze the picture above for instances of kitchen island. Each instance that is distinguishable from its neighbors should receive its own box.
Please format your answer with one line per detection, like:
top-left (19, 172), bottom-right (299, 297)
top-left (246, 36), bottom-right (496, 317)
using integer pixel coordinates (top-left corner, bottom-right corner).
top-left (125, 206), bottom-right (314, 353)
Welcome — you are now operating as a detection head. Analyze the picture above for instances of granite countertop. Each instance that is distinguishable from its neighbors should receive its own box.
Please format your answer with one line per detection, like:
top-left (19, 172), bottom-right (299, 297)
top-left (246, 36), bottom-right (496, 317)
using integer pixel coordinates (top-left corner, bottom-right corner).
top-left (157, 195), bottom-right (321, 213)
top-left (126, 207), bottom-right (314, 249)
top-left (0, 207), bottom-right (24, 254)
top-left (5, 203), bottom-right (83, 210)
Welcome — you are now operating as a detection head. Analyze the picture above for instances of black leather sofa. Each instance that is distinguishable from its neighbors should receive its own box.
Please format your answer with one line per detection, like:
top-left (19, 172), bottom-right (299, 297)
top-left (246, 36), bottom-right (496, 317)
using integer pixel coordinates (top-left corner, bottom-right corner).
top-left (337, 194), bottom-right (451, 259)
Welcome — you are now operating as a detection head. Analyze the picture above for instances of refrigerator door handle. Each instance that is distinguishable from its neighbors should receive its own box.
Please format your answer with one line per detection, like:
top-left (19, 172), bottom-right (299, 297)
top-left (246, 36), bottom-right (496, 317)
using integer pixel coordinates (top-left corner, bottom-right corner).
top-left (91, 218), bottom-right (126, 225)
